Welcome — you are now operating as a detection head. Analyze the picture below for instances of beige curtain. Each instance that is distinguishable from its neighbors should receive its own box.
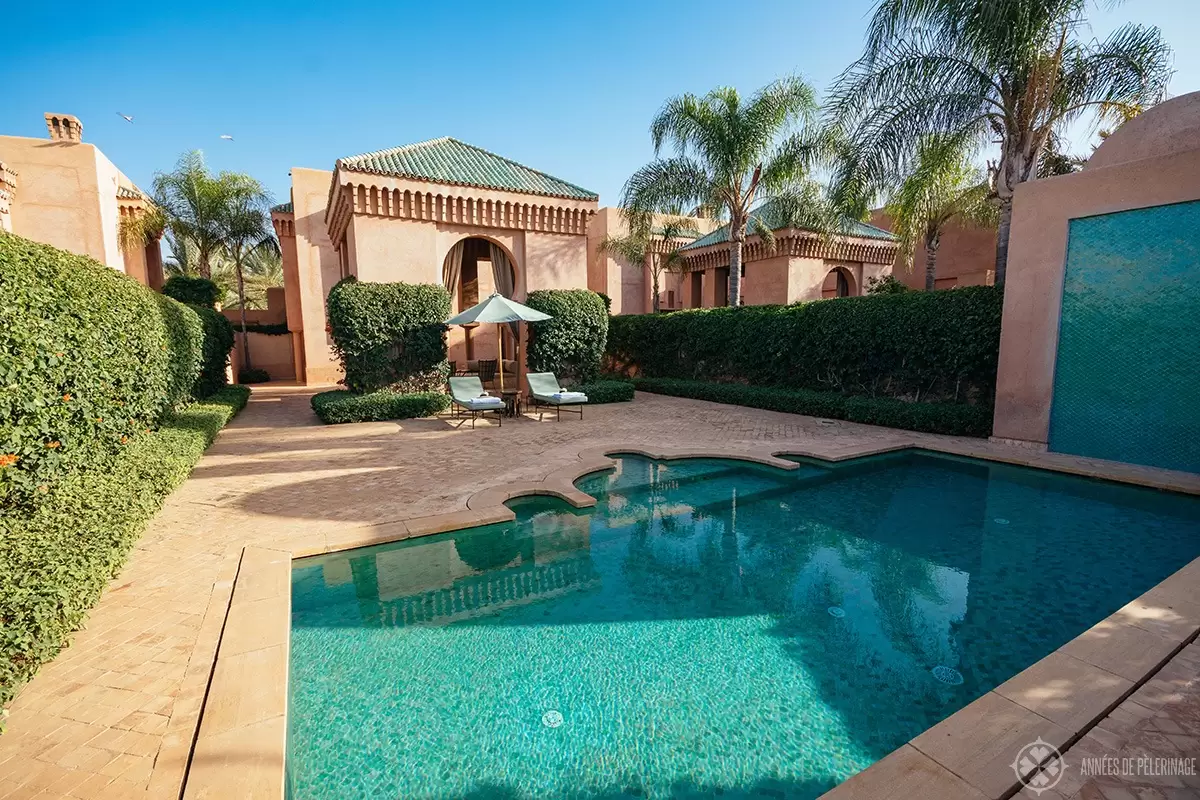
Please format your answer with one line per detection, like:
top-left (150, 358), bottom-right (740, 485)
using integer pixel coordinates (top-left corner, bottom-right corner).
top-left (488, 243), bottom-right (515, 298)
top-left (488, 243), bottom-right (520, 345)
top-left (442, 241), bottom-right (466, 302)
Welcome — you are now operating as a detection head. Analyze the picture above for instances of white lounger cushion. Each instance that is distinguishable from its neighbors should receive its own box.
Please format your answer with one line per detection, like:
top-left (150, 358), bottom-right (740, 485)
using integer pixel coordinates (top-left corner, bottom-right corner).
top-left (461, 396), bottom-right (504, 410)
top-left (552, 392), bottom-right (588, 401)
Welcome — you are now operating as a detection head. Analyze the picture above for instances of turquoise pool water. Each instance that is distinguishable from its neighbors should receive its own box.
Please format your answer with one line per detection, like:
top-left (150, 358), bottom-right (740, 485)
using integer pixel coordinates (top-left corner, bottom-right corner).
top-left (288, 451), bottom-right (1200, 799)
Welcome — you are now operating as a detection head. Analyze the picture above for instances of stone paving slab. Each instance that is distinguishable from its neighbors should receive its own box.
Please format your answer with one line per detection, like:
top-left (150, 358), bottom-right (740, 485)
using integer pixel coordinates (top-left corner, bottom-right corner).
top-left (0, 386), bottom-right (1196, 799)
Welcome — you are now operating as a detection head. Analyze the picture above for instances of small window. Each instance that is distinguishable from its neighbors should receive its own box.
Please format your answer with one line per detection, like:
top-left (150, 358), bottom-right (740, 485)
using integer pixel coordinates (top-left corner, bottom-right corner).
top-left (667, 290), bottom-right (675, 309)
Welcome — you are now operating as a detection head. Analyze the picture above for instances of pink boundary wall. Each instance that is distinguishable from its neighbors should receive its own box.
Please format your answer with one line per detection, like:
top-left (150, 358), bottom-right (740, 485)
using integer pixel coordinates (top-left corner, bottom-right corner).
top-left (991, 92), bottom-right (1200, 448)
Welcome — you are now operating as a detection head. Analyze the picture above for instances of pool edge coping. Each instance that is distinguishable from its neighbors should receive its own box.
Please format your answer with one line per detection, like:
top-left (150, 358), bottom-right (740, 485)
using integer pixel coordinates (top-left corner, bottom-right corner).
top-left (179, 439), bottom-right (1200, 800)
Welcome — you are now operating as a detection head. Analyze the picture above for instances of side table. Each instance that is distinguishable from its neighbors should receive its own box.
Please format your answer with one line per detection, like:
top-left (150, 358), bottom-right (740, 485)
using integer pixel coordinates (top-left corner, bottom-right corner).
top-left (500, 389), bottom-right (521, 418)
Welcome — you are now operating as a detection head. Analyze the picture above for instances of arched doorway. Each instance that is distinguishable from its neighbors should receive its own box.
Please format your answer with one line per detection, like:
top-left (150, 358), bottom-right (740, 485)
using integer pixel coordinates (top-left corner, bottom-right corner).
top-left (442, 237), bottom-right (519, 366)
top-left (821, 266), bottom-right (857, 299)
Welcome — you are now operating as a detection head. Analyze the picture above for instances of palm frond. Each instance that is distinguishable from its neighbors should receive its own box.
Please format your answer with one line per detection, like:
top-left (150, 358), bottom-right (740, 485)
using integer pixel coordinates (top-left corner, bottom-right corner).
top-left (597, 232), bottom-right (649, 266)
top-left (1050, 23), bottom-right (1172, 131)
top-left (747, 213), bottom-right (777, 253)
top-left (884, 135), bottom-right (992, 270)
top-left (620, 156), bottom-right (713, 218)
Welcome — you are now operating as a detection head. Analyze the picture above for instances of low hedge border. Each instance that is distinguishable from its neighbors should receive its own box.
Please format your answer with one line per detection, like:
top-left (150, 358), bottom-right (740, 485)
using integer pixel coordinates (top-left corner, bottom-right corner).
top-left (632, 378), bottom-right (992, 437)
top-left (0, 385), bottom-right (250, 711)
top-left (576, 379), bottom-right (634, 404)
top-left (311, 390), bottom-right (451, 424)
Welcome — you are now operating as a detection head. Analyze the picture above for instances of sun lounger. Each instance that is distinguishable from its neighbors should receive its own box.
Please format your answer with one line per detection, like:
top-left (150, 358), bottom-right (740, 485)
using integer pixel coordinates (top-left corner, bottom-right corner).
top-left (525, 372), bottom-right (588, 421)
top-left (448, 376), bottom-right (504, 428)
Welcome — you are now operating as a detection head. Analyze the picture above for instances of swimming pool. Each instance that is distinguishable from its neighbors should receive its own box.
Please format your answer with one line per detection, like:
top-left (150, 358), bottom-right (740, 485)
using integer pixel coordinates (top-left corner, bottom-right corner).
top-left (288, 451), bottom-right (1200, 799)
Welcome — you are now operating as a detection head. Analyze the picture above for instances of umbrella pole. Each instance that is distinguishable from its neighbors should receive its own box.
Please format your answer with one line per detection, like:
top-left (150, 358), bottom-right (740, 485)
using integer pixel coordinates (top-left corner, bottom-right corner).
top-left (498, 323), bottom-right (505, 392)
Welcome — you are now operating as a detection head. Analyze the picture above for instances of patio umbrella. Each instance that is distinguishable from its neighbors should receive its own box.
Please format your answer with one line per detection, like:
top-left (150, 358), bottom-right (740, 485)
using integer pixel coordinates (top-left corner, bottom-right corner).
top-left (446, 293), bottom-right (551, 392)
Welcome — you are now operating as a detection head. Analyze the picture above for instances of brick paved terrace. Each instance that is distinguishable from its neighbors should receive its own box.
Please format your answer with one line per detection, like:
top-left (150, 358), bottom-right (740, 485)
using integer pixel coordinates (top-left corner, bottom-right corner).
top-left (0, 386), bottom-right (1196, 799)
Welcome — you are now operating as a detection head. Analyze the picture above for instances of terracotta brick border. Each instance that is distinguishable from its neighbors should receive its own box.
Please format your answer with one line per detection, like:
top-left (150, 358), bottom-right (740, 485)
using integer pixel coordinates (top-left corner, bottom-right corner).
top-left (180, 441), bottom-right (1200, 800)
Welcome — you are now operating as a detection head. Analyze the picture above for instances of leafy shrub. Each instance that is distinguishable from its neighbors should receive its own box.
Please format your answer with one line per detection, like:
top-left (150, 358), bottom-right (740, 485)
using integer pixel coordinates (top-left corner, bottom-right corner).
top-left (634, 378), bottom-right (992, 437)
top-left (157, 294), bottom-right (205, 410)
top-left (238, 367), bottom-right (271, 384)
top-left (1, 233), bottom-right (204, 509)
top-left (576, 379), bottom-right (634, 404)
top-left (866, 274), bottom-right (911, 294)
top-left (311, 389), bottom-right (451, 424)
top-left (326, 277), bottom-right (451, 393)
top-left (162, 275), bottom-right (222, 308)
top-left (0, 385), bottom-right (249, 710)
top-left (608, 286), bottom-right (1001, 405)
top-left (597, 292), bottom-right (613, 314)
top-left (525, 290), bottom-right (609, 384)
top-left (192, 305), bottom-right (235, 398)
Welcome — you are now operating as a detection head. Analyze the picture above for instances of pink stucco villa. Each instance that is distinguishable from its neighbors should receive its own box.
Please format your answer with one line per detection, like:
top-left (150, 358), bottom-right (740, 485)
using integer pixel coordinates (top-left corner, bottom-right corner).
top-left (0, 113), bottom-right (164, 289)
top-left (272, 137), bottom-right (904, 385)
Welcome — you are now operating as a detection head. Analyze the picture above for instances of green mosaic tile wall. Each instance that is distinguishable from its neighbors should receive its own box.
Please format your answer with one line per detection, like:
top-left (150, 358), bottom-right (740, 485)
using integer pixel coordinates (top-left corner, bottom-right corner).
top-left (1049, 200), bottom-right (1200, 474)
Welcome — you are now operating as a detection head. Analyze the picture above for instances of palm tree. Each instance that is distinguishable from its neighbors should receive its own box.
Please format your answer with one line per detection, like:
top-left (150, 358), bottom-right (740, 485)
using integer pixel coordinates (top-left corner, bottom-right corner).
top-left (828, 0), bottom-right (1173, 286)
top-left (885, 136), bottom-right (996, 290)
top-left (621, 77), bottom-right (840, 306)
top-left (225, 247), bottom-right (284, 310)
top-left (598, 212), bottom-right (698, 312)
top-left (219, 179), bottom-right (279, 370)
top-left (151, 151), bottom-right (252, 279)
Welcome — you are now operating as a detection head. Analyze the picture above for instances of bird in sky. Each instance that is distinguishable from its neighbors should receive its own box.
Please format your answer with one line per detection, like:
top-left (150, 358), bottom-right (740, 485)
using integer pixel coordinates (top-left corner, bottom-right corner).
top-left (117, 113), bottom-right (133, 123)
top-left (219, 134), bottom-right (234, 141)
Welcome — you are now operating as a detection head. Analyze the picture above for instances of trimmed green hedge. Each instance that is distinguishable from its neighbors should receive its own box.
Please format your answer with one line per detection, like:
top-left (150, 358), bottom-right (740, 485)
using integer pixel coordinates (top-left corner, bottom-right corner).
top-left (577, 379), bottom-right (635, 404)
top-left (162, 275), bottom-right (222, 308)
top-left (192, 305), bottom-right (235, 398)
top-left (311, 389), bottom-right (451, 424)
top-left (0, 385), bottom-right (249, 710)
top-left (326, 277), bottom-right (451, 393)
top-left (608, 286), bottom-right (1002, 405)
top-left (633, 378), bottom-right (992, 437)
top-left (525, 289), bottom-right (609, 384)
top-left (1, 234), bottom-right (205, 509)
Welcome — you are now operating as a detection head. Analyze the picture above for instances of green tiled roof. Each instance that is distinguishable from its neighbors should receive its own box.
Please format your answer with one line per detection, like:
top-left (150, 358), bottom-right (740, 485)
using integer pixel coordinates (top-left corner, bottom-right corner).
top-left (680, 200), bottom-right (897, 251)
top-left (271, 201), bottom-right (293, 214)
top-left (337, 137), bottom-right (598, 201)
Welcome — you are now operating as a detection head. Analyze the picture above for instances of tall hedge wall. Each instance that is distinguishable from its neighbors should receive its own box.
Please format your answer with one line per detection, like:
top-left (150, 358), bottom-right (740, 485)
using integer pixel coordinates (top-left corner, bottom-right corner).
top-left (0, 233), bottom-right (209, 509)
top-left (191, 305), bottom-right (235, 398)
top-left (326, 277), bottom-right (452, 393)
top-left (607, 286), bottom-right (1003, 405)
top-left (525, 289), bottom-right (609, 384)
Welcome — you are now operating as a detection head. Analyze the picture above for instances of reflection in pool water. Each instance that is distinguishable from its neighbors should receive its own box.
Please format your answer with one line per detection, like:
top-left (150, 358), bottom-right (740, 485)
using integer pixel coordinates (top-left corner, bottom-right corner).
top-left (288, 452), bottom-right (1200, 799)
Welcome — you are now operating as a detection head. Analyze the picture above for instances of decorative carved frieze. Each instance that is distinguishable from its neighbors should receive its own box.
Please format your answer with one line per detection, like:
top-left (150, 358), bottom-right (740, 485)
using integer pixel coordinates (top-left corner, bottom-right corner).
top-left (271, 213), bottom-right (295, 238)
top-left (325, 172), bottom-right (596, 247)
top-left (680, 230), bottom-right (898, 271)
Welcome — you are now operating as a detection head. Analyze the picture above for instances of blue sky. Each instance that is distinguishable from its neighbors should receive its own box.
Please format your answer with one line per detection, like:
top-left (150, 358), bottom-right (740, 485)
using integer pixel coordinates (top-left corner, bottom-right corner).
top-left (6, 0), bottom-right (1197, 207)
